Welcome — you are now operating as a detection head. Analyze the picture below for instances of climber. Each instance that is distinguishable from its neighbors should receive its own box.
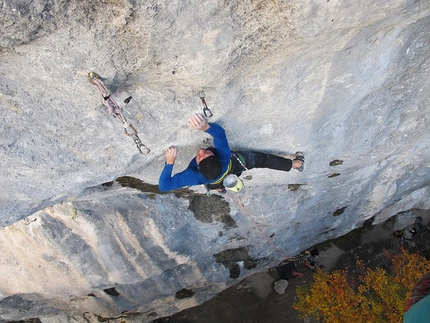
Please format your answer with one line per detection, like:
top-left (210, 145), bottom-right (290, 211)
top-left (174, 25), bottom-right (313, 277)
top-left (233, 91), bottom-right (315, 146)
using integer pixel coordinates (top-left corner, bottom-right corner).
top-left (158, 113), bottom-right (304, 192)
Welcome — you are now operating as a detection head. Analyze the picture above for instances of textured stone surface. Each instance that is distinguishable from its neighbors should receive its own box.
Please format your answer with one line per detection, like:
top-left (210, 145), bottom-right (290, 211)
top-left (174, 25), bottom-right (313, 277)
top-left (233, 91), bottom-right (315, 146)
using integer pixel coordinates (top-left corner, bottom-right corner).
top-left (0, 182), bottom-right (277, 322)
top-left (0, 0), bottom-right (429, 321)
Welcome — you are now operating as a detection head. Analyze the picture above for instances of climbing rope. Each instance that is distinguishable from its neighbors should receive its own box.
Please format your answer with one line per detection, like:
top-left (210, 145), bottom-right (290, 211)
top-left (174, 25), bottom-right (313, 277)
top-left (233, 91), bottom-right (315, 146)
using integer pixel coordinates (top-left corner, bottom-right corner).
top-left (224, 190), bottom-right (287, 258)
top-left (232, 152), bottom-right (248, 171)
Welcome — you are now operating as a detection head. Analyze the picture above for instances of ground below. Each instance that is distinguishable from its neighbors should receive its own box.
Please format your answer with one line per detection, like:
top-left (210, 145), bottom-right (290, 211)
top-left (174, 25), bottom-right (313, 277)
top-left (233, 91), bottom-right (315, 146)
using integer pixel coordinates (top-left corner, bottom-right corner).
top-left (152, 210), bottom-right (430, 323)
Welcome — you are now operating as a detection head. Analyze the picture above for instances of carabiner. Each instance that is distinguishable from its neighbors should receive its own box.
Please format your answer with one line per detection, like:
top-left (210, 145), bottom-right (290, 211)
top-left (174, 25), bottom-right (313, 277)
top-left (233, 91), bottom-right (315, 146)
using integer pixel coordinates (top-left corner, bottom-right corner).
top-left (131, 133), bottom-right (150, 155)
top-left (199, 90), bottom-right (213, 118)
top-left (203, 106), bottom-right (213, 118)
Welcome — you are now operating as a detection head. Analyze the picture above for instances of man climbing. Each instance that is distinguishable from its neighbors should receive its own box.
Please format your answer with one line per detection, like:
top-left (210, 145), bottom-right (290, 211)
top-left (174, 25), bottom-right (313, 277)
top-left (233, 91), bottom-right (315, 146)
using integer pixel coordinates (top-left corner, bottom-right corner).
top-left (158, 113), bottom-right (304, 192)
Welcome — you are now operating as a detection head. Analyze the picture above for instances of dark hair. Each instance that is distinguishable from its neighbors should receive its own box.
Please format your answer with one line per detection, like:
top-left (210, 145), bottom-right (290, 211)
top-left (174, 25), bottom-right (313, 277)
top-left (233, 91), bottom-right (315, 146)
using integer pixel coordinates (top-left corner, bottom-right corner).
top-left (198, 155), bottom-right (222, 180)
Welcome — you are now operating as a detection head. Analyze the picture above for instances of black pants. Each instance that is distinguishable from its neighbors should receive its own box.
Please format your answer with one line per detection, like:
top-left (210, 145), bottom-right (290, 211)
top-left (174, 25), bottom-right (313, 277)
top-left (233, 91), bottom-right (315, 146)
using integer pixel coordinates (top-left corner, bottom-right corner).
top-left (231, 151), bottom-right (293, 175)
top-left (206, 151), bottom-right (293, 190)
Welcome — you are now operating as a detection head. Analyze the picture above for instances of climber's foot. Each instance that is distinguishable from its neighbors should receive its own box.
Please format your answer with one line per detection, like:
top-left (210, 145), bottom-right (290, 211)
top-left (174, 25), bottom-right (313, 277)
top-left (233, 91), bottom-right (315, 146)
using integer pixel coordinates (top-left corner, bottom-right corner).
top-left (294, 151), bottom-right (305, 172)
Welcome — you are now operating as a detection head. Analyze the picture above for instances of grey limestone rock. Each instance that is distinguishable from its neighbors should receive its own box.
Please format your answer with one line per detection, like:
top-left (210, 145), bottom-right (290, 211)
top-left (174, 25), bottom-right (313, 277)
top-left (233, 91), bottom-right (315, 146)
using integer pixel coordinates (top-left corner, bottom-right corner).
top-left (0, 0), bottom-right (430, 321)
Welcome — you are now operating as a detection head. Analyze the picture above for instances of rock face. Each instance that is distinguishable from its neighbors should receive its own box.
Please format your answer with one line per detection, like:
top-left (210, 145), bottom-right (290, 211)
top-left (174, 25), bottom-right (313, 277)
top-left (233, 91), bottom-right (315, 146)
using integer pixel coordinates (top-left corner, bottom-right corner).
top-left (0, 0), bottom-right (429, 321)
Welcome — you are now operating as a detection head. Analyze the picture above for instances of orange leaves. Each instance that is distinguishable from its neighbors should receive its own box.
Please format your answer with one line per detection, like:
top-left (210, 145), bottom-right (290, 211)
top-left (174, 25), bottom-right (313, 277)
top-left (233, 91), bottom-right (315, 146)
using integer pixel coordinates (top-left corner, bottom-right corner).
top-left (361, 267), bottom-right (406, 322)
top-left (293, 248), bottom-right (430, 323)
top-left (390, 248), bottom-right (430, 289)
top-left (294, 268), bottom-right (371, 323)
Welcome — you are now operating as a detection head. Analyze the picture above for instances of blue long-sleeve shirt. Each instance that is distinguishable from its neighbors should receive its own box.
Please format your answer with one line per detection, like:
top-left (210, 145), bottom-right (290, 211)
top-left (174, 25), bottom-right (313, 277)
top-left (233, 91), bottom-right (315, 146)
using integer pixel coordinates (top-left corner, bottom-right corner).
top-left (158, 123), bottom-right (231, 191)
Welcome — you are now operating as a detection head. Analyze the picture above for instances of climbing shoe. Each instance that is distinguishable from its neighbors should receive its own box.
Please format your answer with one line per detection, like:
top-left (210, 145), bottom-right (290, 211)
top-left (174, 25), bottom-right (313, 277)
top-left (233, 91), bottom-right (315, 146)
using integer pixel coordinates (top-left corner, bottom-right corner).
top-left (294, 151), bottom-right (305, 172)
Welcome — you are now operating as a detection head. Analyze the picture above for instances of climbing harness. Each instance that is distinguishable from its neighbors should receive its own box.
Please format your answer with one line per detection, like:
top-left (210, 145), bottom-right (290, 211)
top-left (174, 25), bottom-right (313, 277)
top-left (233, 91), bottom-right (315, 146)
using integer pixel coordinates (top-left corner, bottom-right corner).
top-left (204, 159), bottom-right (232, 196)
top-left (210, 160), bottom-right (232, 185)
top-left (204, 153), bottom-right (247, 196)
top-left (88, 72), bottom-right (150, 155)
top-left (199, 90), bottom-right (213, 118)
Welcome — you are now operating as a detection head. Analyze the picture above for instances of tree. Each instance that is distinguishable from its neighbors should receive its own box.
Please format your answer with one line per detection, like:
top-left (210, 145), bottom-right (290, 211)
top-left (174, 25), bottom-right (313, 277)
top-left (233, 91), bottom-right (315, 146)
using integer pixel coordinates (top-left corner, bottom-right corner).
top-left (293, 248), bottom-right (430, 323)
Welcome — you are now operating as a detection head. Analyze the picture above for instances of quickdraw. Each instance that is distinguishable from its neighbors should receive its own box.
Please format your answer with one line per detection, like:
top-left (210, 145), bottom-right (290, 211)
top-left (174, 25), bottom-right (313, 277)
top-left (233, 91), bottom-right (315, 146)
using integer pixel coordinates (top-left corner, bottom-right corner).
top-left (88, 72), bottom-right (150, 155)
top-left (199, 90), bottom-right (213, 118)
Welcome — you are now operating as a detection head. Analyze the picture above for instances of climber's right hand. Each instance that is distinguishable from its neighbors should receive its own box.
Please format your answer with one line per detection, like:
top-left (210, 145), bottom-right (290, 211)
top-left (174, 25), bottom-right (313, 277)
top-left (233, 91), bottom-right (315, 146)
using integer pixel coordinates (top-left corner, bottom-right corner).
top-left (165, 146), bottom-right (177, 164)
top-left (189, 113), bottom-right (209, 131)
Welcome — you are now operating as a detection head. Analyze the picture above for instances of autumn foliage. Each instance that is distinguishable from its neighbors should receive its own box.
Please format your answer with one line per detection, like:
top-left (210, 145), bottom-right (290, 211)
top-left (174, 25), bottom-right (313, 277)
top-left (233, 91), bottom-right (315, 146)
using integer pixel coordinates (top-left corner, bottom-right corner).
top-left (293, 248), bottom-right (430, 323)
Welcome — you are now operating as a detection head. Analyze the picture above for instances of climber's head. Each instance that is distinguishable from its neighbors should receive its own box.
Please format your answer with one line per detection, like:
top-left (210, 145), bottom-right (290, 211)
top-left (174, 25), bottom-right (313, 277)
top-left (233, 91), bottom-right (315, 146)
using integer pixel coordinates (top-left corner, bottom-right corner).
top-left (197, 149), bottom-right (222, 180)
